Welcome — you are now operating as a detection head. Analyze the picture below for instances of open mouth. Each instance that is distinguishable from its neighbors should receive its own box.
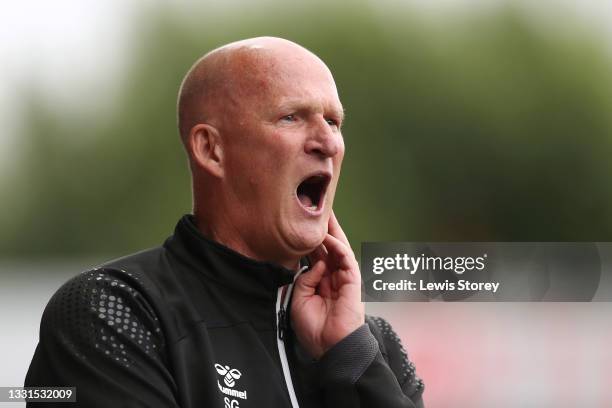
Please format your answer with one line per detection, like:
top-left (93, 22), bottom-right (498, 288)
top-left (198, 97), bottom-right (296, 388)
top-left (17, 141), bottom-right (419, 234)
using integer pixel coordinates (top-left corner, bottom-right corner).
top-left (296, 173), bottom-right (331, 213)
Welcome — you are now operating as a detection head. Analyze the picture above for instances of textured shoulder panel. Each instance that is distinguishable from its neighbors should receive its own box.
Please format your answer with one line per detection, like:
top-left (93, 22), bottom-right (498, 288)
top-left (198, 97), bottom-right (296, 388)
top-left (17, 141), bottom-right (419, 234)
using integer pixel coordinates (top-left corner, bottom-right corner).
top-left (366, 315), bottom-right (425, 401)
top-left (42, 267), bottom-right (166, 369)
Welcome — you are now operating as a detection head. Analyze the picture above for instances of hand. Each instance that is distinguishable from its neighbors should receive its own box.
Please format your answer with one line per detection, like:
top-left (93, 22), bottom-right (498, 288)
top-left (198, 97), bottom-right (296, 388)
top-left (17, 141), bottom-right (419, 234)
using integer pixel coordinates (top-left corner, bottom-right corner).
top-left (290, 211), bottom-right (365, 359)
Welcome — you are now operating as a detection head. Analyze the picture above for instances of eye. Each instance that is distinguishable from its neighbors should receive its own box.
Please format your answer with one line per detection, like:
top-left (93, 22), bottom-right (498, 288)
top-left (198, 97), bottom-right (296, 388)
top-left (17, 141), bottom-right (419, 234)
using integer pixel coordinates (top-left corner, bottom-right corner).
top-left (325, 118), bottom-right (340, 128)
top-left (281, 114), bottom-right (296, 122)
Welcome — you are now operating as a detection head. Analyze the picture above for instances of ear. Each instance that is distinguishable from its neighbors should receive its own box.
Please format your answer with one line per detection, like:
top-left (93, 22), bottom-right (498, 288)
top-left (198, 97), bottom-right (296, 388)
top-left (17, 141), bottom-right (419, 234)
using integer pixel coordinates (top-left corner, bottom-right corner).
top-left (188, 123), bottom-right (224, 178)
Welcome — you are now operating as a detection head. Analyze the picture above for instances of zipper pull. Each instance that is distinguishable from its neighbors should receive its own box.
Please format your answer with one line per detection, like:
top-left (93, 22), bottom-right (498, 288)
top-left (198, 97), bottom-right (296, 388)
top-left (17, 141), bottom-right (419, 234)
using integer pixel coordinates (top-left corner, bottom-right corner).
top-left (278, 306), bottom-right (287, 341)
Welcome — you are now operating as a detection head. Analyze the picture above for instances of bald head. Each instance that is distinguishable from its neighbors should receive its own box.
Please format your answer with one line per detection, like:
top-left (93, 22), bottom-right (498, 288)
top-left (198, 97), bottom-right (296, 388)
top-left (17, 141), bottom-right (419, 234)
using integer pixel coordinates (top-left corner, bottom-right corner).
top-left (177, 36), bottom-right (334, 146)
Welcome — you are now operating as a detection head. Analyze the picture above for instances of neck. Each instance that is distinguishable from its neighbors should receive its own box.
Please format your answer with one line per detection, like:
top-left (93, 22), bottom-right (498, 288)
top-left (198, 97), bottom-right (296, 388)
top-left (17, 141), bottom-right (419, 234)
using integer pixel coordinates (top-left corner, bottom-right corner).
top-left (192, 210), bottom-right (300, 270)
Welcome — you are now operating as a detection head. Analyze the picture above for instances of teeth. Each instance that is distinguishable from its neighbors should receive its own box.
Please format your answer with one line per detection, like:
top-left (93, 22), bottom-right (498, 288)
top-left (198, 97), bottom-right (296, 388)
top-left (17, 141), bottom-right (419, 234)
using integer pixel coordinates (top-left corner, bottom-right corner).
top-left (308, 205), bottom-right (317, 211)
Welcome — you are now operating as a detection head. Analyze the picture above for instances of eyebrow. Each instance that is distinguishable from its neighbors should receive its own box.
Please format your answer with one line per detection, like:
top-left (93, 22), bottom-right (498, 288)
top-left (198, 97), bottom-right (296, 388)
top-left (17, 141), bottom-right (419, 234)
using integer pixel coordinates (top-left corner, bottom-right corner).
top-left (278, 100), bottom-right (345, 122)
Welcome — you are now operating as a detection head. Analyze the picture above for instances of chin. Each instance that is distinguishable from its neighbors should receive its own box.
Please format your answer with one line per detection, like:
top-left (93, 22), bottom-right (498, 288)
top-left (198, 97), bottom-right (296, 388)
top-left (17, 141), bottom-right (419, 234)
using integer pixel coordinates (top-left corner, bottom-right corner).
top-left (286, 222), bottom-right (327, 255)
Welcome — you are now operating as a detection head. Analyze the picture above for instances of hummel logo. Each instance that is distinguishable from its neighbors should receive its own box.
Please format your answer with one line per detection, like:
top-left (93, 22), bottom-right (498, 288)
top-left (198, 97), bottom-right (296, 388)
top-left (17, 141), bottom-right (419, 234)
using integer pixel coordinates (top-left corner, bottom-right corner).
top-left (215, 363), bottom-right (242, 387)
top-left (215, 362), bottom-right (248, 402)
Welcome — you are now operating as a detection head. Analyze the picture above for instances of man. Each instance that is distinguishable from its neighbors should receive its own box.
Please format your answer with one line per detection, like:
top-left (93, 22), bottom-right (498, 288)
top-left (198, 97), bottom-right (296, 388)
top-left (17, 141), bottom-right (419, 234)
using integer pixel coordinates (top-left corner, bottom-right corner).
top-left (26, 37), bottom-right (424, 407)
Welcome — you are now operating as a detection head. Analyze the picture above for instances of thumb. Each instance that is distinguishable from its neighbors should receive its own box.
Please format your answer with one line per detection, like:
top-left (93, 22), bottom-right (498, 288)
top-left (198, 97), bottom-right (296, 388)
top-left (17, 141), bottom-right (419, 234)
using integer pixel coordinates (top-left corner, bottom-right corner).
top-left (293, 260), bottom-right (326, 298)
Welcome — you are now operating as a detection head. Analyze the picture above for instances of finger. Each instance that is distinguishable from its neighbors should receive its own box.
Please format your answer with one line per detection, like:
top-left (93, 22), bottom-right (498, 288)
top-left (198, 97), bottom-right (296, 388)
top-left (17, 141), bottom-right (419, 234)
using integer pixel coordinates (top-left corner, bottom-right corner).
top-left (328, 211), bottom-right (350, 247)
top-left (322, 233), bottom-right (353, 266)
top-left (318, 272), bottom-right (333, 298)
top-left (308, 243), bottom-right (328, 265)
top-left (322, 235), bottom-right (360, 287)
top-left (293, 259), bottom-right (326, 297)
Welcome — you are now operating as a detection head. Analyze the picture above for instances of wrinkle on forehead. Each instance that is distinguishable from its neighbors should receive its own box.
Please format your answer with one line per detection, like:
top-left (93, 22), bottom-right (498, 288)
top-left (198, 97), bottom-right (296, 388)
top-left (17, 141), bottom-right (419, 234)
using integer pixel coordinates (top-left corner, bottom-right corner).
top-left (177, 37), bottom-right (336, 142)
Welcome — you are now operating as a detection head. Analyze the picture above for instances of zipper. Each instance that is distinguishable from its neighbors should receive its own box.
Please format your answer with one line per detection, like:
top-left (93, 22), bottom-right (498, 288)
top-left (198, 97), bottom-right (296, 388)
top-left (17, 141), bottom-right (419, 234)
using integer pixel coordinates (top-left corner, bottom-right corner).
top-left (275, 266), bottom-right (308, 408)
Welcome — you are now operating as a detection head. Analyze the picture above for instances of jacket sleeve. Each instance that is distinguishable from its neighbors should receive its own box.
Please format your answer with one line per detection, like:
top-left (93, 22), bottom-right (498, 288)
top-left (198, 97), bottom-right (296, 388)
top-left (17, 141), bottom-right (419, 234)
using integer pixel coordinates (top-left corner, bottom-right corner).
top-left (317, 316), bottom-right (425, 408)
top-left (24, 268), bottom-right (179, 408)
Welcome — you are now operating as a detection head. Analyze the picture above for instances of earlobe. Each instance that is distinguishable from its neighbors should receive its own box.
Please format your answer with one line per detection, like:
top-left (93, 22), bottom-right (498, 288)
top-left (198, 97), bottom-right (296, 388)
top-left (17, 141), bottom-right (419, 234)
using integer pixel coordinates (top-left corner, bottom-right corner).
top-left (189, 124), bottom-right (224, 178)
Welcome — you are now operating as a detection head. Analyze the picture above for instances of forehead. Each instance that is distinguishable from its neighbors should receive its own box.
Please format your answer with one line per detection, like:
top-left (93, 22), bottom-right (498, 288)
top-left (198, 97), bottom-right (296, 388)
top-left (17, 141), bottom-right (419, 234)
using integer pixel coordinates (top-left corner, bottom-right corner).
top-left (232, 48), bottom-right (343, 115)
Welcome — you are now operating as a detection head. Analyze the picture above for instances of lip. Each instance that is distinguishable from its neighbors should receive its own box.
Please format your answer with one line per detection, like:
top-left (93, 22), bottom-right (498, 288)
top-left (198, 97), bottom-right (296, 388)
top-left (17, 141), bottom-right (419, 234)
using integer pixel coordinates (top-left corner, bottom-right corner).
top-left (294, 171), bottom-right (332, 216)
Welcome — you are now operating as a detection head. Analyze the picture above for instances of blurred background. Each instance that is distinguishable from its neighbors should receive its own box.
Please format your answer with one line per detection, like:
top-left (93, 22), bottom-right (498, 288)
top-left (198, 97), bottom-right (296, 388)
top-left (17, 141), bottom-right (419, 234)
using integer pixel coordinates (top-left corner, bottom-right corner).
top-left (2, 0), bottom-right (612, 406)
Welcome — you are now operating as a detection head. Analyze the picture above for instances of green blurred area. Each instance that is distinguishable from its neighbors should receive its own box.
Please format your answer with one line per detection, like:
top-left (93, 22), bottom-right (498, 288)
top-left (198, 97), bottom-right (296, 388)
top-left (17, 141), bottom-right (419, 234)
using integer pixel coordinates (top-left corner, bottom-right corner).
top-left (2, 2), bottom-right (612, 258)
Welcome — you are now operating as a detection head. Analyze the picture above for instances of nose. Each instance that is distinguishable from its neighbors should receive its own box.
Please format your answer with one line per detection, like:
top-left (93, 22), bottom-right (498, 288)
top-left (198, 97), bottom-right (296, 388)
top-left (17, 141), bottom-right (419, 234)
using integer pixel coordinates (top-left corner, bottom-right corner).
top-left (304, 117), bottom-right (343, 158)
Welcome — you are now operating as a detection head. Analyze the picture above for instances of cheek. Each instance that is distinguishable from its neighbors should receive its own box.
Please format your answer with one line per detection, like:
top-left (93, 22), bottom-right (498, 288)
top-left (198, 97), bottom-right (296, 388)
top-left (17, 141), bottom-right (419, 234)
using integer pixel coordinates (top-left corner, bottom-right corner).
top-left (326, 180), bottom-right (339, 206)
top-left (244, 157), bottom-right (292, 205)
top-left (225, 142), bottom-right (279, 184)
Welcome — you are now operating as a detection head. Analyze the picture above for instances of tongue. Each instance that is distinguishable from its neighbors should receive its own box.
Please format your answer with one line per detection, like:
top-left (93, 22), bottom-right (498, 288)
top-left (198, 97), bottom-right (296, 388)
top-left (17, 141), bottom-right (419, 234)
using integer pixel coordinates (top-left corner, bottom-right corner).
top-left (298, 193), bottom-right (314, 208)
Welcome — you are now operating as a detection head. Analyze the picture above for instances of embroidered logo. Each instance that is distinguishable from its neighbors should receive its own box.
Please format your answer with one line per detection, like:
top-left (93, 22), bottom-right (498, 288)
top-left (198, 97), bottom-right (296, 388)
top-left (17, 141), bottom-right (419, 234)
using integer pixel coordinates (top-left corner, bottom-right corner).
top-left (215, 363), bottom-right (248, 402)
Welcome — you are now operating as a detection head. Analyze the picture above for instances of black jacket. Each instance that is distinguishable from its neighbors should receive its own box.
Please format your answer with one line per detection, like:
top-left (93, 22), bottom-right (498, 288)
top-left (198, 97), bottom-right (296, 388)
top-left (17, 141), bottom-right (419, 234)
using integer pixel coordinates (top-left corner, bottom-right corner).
top-left (26, 215), bottom-right (424, 407)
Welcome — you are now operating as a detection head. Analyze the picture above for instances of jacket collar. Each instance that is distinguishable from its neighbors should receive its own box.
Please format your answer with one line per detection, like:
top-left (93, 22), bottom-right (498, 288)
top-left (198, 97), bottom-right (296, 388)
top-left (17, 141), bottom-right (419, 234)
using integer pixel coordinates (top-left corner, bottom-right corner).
top-left (164, 214), bottom-right (296, 300)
